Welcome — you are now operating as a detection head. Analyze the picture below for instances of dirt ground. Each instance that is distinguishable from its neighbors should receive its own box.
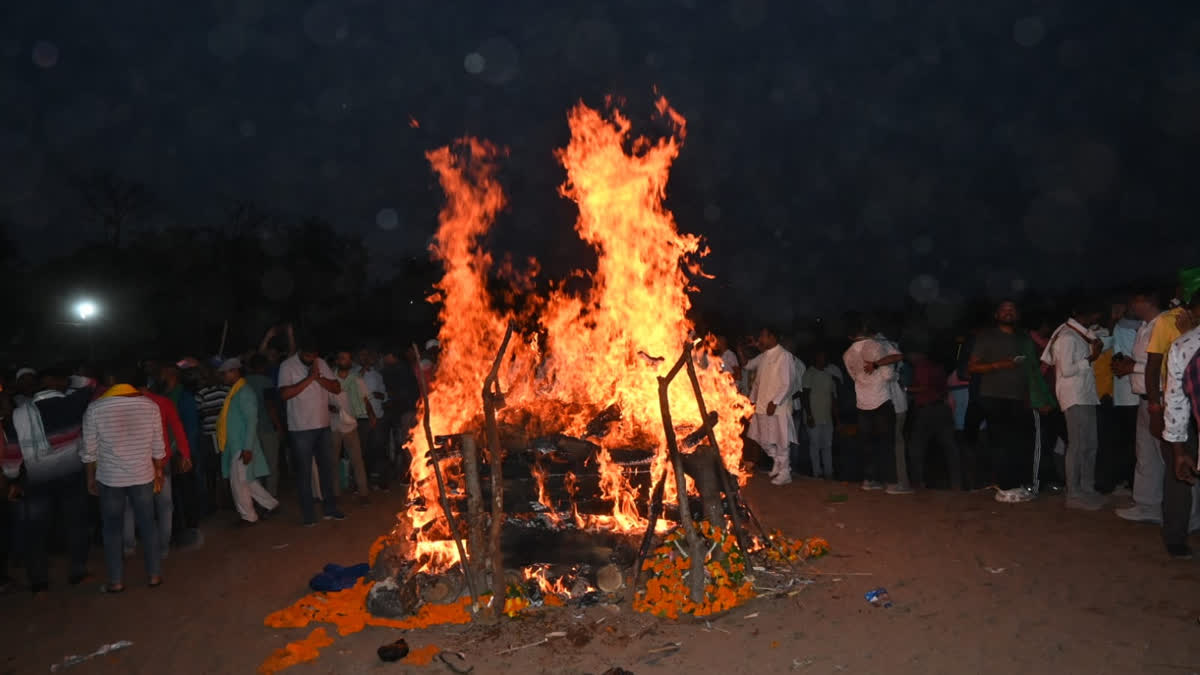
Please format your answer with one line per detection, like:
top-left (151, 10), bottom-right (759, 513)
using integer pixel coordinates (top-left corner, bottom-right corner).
top-left (4, 477), bottom-right (1199, 675)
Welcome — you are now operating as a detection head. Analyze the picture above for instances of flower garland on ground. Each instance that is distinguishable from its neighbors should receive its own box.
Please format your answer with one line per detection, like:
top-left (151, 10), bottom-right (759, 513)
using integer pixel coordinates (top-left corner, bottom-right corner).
top-left (763, 530), bottom-right (830, 565)
top-left (634, 524), bottom-right (833, 620)
top-left (633, 521), bottom-right (756, 619)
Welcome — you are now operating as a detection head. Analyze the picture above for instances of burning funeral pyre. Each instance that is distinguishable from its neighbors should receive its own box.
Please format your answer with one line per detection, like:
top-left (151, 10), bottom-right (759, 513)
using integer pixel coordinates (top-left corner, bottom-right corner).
top-left (261, 96), bottom-right (831, 672)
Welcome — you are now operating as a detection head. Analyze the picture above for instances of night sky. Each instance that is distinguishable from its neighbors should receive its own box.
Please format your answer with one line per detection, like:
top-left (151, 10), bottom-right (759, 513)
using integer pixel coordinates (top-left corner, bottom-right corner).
top-left (3, 0), bottom-right (1198, 322)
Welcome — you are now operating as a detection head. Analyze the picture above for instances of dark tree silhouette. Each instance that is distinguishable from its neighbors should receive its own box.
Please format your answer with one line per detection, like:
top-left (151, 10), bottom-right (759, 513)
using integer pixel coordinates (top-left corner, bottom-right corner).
top-left (73, 169), bottom-right (155, 247)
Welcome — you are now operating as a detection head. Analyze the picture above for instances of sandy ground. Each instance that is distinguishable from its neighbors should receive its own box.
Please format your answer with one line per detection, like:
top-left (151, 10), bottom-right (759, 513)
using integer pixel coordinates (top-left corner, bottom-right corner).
top-left (3, 477), bottom-right (1200, 675)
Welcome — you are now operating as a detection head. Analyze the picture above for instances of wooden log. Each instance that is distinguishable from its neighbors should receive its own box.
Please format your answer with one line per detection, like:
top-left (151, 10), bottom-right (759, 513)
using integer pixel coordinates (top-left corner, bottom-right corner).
top-left (482, 323), bottom-right (515, 620)
top-left (460, 434), bottom-right (487, 589)
top-left (658, 348), bottom-right (707, 604)
top-left (683, 352), bottom-right (757, 557)
top-left (596, 564), bottom-right (624, 593)
top-left (682, 445), bottom-right (727, 543)
top-left (412, 344), bottom-right (479, 611)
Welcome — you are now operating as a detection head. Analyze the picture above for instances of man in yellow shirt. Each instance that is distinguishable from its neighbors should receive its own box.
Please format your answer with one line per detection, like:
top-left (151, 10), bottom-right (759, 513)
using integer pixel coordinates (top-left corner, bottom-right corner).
top-left (1148, 283), bottom-right (1194, 439)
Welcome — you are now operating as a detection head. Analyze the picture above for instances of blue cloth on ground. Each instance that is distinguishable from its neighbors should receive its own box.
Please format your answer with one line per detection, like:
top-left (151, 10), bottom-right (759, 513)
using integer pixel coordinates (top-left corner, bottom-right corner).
top-left (308, 562), bottom-right (370, 592)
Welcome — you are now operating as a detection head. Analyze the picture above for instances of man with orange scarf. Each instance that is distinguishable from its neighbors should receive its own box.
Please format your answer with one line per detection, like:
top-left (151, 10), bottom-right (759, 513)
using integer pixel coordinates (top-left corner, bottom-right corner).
top-left (216, 358), bottom-right (278, 524)
top-left (81, 364), bottom-right (165, 592)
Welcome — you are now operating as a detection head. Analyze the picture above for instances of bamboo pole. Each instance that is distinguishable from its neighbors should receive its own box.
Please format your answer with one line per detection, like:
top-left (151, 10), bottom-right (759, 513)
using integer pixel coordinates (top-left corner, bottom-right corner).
top-left (482, 323), bottom-right (514, 619)
top-left (411, 344), bottom-right (479, 610)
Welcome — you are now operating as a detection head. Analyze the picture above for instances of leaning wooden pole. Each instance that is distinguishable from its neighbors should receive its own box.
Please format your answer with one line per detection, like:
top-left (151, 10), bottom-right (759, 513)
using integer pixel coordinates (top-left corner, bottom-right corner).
top-left (658, 347), bottom-right (707, 604)
top-left (683, 354), bottom-right (755, 556)
top-left (482, 323), bottom-right (514, 619)
top-left (631, 476), bottom-right (667, 592)
top-left (412, 344), bottom-right (479, 610)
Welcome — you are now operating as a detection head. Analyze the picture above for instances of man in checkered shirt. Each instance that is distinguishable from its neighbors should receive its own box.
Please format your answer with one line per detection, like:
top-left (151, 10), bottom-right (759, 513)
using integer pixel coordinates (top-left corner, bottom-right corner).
top-left (1161, 289), bottom-right (1200, 559)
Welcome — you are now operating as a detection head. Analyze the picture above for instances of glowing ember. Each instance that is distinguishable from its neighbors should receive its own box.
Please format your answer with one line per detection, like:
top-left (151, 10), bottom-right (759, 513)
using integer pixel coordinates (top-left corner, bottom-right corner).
top-left (402, 96), bottom-right (753, 574)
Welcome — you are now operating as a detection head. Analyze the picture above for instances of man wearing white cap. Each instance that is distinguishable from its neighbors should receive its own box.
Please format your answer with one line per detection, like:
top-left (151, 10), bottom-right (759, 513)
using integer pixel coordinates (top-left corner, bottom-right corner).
top-left (216, 358), bottom-right (278, 524)
top-left (12, 368), bottom-right (37, 407)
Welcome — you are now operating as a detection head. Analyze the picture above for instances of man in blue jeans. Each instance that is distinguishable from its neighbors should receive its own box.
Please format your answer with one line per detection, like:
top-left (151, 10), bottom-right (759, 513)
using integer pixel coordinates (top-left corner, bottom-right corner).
top-left (278, 335), bottom-right (345, 526)
top-left (81, 365), bottom-right (166, 592)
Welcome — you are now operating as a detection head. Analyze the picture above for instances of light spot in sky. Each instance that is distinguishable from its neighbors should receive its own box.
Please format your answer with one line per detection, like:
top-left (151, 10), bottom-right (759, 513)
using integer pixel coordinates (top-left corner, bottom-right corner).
top-left (463, 52), bottom-right (485, 75)
top-left (376, 208), bottom-right (398, 230)
top-left (474, 36), bottom-right (519, 85)
top-left (239, 119), bottom-right (256, 138)
top-left (1012, 16), bottom-right (1045, 48)
top-left (32, 41), bottom-right (58, 69)
top-left (912, 235), bottom-right (933, 255)
top-left (909, 274), bottom-right (940, 304)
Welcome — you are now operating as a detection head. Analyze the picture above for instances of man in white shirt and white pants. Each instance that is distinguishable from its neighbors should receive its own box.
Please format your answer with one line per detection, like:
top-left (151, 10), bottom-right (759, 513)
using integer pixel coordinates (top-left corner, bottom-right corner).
top-left (745, 327), bottom-right (798, 486)
top-left (1117, 290), bottom-right (1167, 523)
top-left (1042, 305), bottom-right (1106, 510)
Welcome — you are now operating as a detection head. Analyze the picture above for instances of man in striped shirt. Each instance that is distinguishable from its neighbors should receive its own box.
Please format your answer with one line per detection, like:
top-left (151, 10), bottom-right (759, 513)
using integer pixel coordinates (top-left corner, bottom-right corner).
top-left (82, 365), bottom-right (166, 592)
top-left (193, 367), bottom-right (229, 517)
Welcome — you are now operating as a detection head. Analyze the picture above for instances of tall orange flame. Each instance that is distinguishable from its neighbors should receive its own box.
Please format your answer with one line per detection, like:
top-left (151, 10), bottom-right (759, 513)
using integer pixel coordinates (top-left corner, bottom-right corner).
top-left (403, 97), bottom-right (753, 573)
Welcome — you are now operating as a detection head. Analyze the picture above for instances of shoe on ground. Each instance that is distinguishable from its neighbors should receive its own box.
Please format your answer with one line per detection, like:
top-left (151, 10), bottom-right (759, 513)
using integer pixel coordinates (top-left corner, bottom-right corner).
top-left (323, 510), bottom-right (347, 521)
top-left (1115, 505), bottom-right (1162, 524)
top-left (1167, 545), bottom-right (1194, 560)
top-left (770, 474), bottom-right (793, 486)
top-left (861, 480), bottom-right (885, 491)
top-left (885, 484), bottom-right (915, 495)
top-left (1110, 484), bottom-right (1133, 498)
top-left (303, 520), bottom-right (318, 528)
top-left (995, 487), bottom-right (1036, 503)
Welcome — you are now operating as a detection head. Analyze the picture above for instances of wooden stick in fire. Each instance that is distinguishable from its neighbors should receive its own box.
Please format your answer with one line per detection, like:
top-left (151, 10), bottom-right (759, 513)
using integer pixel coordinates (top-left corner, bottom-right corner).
top-left (411, 343), bottom-right (480, 611)
top-left (631, 476), bottom-right (666, 593)
top-left (460, 434), bottom-right (487, 593)
top-left (682, 353), bottom-right (760, 557)
top-left (482, 322), bottom-right (514, 620)
top-left (658, 347), bottom-right (707, 604)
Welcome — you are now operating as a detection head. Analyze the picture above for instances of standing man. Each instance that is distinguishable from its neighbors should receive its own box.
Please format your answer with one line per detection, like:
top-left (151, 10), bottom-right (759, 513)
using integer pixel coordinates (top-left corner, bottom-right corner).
top-left (907, 349), bottom-right (963, 490)
top-left (876, 331), bottom-right (913, 494)
top-left (193, 367), bottom-right (229, 516)
top-left (330, 351), bottom-right (374, 501)
top-left (1160, 284), bottom-right (1200, 558)
top-left (124, 381), bottom-right (191, 560)
top-left (800, 349), bottom-right (838, 480)
top-left (2, 368), bottom-right (96, 593)
top-left (82, 365), bottom-right (165, 592)
top-left (159, 362), bottom-right (202, 547)
top-left (844, 318), bottom-right (904, 492)
top-left (968, 301), bottom-right (1037, 501)
top-left (245, 354), bottom-right (283, 497)
top-left (278, 335), bottom-right (344, 526)
top-left (357, 349), bottom-right (391, 491)
top-left (744, 327), bottom-right (798, 486)
top-left (1109, 302), bottom-right (1142, 492)
top-left (217, 359), bottom-right (278, 525)
top-left (1116, 289), bottom-right (1169, 523)
top-left (1042, 303), bottom-right (1106, 510)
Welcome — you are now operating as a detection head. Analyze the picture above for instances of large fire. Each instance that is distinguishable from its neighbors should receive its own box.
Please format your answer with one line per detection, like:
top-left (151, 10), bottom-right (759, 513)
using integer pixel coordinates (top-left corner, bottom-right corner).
top-left (403, 96), bottom-right (753, 574)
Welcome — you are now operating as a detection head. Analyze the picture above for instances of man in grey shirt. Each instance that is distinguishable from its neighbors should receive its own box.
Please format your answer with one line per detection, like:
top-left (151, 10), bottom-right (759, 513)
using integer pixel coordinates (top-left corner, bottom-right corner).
top-left (968, 300), bottom-right (1037, 500)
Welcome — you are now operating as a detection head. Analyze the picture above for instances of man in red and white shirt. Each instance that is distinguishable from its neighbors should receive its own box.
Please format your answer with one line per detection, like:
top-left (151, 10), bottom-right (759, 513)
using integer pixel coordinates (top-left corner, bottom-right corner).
top-left (81, 365), bottom-right (166, 592)
top-left (122, 385), bottom-right (192, 560)
top-left (1041, 304), bottom-right (1105, 511)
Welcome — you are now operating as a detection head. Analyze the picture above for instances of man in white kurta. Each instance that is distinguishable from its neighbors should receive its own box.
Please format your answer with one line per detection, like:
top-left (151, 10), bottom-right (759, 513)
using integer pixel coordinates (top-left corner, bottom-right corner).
top-left (745, 328), bottom-right (798, 486)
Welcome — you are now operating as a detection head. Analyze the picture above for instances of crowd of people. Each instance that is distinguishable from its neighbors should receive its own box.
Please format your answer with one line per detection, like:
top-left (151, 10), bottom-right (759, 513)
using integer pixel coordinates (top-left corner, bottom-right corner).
top-left (731, 268), bottom-right (1200, 559)
top-left (0, 324), bottom-right (435, 594)
top-left (3, 270), bottom-right (1200, 596)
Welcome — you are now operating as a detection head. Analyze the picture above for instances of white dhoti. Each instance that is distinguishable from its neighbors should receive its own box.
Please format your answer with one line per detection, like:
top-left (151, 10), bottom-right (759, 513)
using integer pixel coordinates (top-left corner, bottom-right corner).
top-left (748, 407), bottom-right (797, 479)
top-left (231, 457), bottom-right (279, 523)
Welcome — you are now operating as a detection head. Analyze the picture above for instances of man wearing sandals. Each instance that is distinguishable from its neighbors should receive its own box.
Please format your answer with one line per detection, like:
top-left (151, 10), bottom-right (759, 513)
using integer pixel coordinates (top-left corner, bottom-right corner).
top-left (81, 364), bottom-right (166, 592)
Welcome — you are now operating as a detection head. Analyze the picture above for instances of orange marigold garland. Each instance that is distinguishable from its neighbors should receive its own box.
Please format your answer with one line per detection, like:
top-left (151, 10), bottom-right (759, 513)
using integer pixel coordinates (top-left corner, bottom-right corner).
top-left (257, 627), bottom-right (335, 675)
top-left (763, 530), bottom-right (831, 565)
top-left (633, 521), bottom-right (756, 619)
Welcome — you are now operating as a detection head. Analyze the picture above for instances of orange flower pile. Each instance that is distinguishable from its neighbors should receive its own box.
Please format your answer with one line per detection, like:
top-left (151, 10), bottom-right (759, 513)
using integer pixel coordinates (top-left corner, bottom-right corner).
top-left (763, 530), bottom-right (831, 565)
top-left (633, 521), bottom-right (756, 619)
top-left (404, 645), bottom-right (442, 666)
top-left (265, 579), bottom-right (475, 636)
top-left (257, 627), bottom-right (334, 675)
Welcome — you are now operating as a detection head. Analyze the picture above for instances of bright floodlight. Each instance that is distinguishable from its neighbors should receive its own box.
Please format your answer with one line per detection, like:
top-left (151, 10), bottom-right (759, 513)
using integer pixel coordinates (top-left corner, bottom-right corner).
top-left (75, 300), bottom-right (98, 321)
